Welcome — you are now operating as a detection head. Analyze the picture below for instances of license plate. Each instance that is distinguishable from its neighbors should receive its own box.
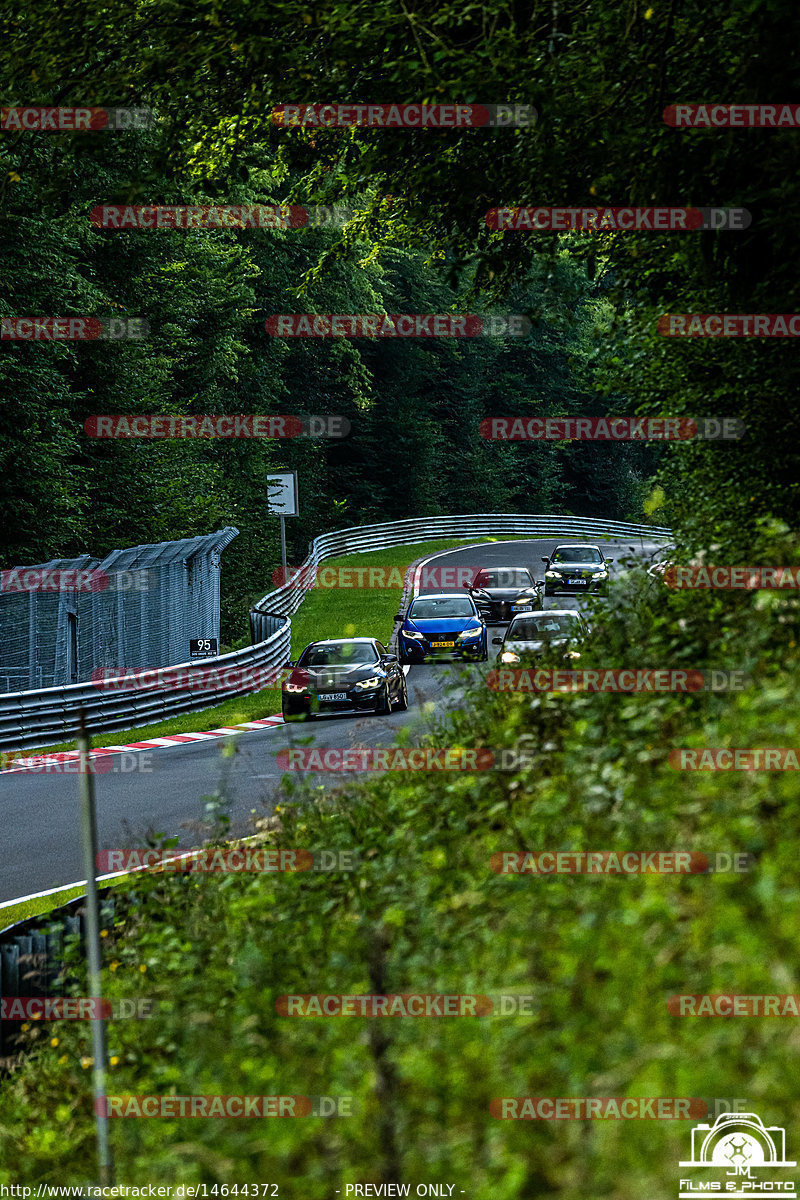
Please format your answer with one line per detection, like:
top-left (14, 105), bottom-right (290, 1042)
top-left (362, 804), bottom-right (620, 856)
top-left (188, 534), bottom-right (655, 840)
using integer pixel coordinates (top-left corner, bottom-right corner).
top-left (568, 577), bottom-right (586, 584)
top-left (431, 641), bottom-right (455, 648)
top-left (512, 603), bottom-right (531, 611)
top-left (319, 692), bottom-right (347, 702)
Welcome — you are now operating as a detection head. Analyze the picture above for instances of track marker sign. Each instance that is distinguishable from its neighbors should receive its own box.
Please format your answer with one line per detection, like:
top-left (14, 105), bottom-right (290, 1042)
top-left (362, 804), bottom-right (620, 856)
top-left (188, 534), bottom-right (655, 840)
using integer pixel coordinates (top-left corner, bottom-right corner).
top-left (189, 638), bottom-right (218, 658)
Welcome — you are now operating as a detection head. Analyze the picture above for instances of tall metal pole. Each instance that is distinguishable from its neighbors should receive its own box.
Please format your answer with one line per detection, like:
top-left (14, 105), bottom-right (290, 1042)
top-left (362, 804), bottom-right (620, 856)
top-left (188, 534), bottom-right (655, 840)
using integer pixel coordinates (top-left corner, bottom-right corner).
top-left (78, 711), bottom-right (113, 1186)
top-left (280, 513), bottom-right (287, 584)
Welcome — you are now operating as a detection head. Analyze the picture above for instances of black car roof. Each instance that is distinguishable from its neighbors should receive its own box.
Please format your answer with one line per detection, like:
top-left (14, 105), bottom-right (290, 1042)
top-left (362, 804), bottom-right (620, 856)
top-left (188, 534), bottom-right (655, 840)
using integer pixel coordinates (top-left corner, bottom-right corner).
top-left (410, 592), bottom-right (476, 600)
top-left (305, 637), bottom-right (378, 647)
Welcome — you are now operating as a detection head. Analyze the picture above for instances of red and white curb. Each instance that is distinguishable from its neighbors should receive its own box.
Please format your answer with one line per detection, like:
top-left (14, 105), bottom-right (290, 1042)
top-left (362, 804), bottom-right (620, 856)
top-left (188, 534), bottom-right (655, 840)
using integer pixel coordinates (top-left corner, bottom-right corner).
top-left (0, 714), bottom-right (285, 775)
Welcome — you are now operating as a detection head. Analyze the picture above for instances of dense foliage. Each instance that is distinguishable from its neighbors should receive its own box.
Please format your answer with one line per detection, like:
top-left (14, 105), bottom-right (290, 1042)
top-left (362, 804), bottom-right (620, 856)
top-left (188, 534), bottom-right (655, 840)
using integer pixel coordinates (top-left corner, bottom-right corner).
top-left (1, 0), bottom-right (799, 1190)
top-left (0, 134), bottom-right (650, 643)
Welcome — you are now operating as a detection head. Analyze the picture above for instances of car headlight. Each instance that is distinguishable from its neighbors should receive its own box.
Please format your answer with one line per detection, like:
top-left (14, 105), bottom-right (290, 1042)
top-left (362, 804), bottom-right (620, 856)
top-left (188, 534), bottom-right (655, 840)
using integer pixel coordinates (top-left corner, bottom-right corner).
top-left (284, 682), bottom-right (307, 694)
top-left (545, 571), bottom-right (559, 578)
top-left (353, 676), bottom-right (382, 690)
top-left (402, 630), bottom-right (424, 640)
top-left (457, 626), bottom-right (483, 640)
top-left (594, 570), bottom-right (608, 577)
top-left (564, 650), bottom-right (581, 660)
top-left (500, 651), bottom-right (520, 664)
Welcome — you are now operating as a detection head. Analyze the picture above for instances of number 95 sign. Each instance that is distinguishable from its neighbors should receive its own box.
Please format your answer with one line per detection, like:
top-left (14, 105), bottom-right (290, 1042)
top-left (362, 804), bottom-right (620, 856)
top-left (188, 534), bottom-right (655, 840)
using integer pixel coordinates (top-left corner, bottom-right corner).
top-left (190, 638), bottom-right (218, 658)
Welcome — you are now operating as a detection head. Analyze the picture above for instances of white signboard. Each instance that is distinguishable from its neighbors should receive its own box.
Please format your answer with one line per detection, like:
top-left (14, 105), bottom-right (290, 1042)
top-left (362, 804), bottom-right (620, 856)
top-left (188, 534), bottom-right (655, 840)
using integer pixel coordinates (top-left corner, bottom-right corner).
top-left (267, 472), bottom-right (298, 517)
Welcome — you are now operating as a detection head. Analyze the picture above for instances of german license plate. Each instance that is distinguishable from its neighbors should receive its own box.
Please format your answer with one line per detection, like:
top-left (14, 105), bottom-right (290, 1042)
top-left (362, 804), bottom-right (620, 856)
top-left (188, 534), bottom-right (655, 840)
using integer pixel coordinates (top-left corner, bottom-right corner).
top-left (568, 577), bottom-right (586, 584)
top-left (512, 603), bottom-right (531, 612)
top-left (431, 641), bottom-right (455, 648)
top-left (319, 692), bottom-right (347, 701)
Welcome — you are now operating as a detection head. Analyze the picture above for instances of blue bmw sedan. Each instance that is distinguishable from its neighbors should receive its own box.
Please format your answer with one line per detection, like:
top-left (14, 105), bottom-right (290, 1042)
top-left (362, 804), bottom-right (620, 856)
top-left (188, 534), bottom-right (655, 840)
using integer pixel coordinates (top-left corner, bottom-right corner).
top-left (395, 593), bottom-right (487, 663)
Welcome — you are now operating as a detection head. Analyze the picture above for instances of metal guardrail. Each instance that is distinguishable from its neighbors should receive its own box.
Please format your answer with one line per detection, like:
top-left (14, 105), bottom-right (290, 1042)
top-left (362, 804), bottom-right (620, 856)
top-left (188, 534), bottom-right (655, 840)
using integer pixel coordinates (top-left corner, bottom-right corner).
top-left (250, 513), bottom-right (672, 636)
top-left (0, 616), bottom-right (290, 752)
top-left (0, 514), bottom-right (670, 751)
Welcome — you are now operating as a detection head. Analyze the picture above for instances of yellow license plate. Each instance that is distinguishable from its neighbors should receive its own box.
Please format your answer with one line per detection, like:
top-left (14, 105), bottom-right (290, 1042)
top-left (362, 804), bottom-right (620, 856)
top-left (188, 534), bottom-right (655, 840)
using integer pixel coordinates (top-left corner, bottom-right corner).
top-left (431, 641), bottom-right (455, 648)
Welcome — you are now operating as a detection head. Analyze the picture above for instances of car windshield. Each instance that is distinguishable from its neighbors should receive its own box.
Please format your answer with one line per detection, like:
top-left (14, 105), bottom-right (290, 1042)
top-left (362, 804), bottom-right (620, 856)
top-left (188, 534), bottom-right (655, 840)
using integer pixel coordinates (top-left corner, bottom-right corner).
top-left (299, 642), bottom-right (379, 667)
top-left (474, 568), bottom-right (534, 588)
top-left (409, 597), bottom-right (475, 619)
top-left (551, 547), bottom-right (603, 564)
top-left (507, 615), bottom-right (580, 640)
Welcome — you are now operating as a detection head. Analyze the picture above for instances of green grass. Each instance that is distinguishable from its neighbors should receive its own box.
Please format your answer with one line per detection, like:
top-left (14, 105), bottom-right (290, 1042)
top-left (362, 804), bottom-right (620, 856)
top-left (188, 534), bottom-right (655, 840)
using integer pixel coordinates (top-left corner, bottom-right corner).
top-left (0, 873), bottom-right (132, 933)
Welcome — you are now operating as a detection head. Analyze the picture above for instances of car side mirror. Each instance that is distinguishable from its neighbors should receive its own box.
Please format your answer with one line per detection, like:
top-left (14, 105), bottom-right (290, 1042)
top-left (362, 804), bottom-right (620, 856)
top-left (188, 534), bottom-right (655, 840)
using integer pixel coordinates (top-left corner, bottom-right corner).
top-left (535, 579), bottom-right (545, 587)
top-left (394, 613), bottom-right (404, 622)
top-left (605, 558), bottom-right (613, 565)
top-left (383, 653), bottom-right (398, 663)
top-left (541, 557), bottom-right (548, 564)
top-left (492, 637), bottom-right (503, 645)
top-left (285, 660), bottom-right (295, 668)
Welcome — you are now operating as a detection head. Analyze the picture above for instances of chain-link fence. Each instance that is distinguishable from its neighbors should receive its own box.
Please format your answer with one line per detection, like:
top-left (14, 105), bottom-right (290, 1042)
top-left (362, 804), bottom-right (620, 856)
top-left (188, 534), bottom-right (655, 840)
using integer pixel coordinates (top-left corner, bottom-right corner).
top-left (0, 529), bottom-right (238, 692)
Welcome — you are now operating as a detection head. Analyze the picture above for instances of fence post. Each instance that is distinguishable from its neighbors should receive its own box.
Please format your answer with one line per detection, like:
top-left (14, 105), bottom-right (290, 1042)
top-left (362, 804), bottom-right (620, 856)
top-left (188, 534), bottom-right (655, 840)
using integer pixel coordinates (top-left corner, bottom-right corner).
top-left (77, 711), bottom-right (114, 1186)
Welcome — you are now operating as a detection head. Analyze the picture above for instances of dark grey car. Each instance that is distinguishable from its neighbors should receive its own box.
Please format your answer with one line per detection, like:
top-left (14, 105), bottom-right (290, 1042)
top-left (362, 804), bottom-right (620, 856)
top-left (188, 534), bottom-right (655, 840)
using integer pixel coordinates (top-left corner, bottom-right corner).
top-left (541, 545), bottom-right (612, 596)
top-left (282, 637), bottom-right (407, 720)
top-left (467, 566), bottom-right (543, 623)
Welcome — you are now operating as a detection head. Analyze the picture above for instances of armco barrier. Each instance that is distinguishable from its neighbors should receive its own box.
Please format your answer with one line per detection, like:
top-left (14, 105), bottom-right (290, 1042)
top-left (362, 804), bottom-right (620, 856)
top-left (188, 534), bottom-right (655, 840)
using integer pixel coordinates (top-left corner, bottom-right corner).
top-left (0, 890), bottom-right (118, 1061)
top-left (0, 615), bottom-right (289, 752)
top-left (249, 513), bottom-right (671, 636)
top-left (0, 514), bottom-right (670, 752)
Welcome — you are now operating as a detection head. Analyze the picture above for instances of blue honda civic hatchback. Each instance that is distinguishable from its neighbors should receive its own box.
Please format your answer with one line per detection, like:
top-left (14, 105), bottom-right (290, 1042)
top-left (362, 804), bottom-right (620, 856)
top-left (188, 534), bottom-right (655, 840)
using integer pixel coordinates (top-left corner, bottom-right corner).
top-left (395, 592), bottom-right (488, 663)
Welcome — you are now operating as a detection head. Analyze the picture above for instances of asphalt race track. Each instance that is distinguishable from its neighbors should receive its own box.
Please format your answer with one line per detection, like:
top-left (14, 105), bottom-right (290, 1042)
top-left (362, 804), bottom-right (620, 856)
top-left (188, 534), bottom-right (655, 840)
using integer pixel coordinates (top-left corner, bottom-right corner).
top-left (0, 537), bottom-right (663, 905)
